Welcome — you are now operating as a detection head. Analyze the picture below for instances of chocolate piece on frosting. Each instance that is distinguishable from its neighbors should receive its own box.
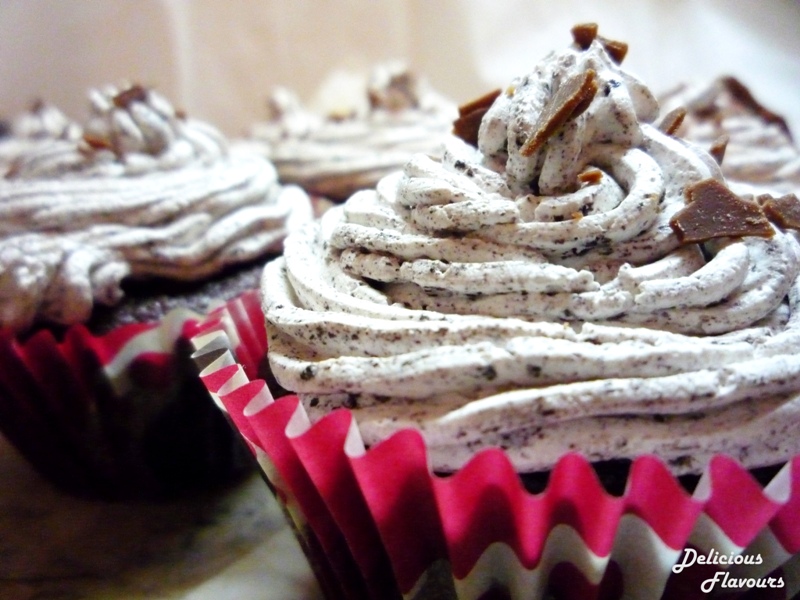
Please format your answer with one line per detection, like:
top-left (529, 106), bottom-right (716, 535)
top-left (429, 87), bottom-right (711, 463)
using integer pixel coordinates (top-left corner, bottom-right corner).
top-left (452, 88), bottom-right (501, 147)
top-left (762, 193), bottom-right (800, 231)
top-left (708, 134), bottom-right (729, 165)
top-left (658, 107), bottom-right (687, 136)
top-left (571, 23), bottom-right (628, 63)
top-left (262, 25), bottom-right (800, 477)
top-left (720, 76), bottom-right (792, 141)
top-left (670, 178), bottom-right (774, 243)
top-left (599, 37), bottom-right (628, 64)
top-left (578, 168), bottom-right (603, 185)
top-left (571, 23), bottom-right (599, 49)
top-left (112, 84), bottom-right (149, 108)
top-left (520, 69), bottom-right (598, 157)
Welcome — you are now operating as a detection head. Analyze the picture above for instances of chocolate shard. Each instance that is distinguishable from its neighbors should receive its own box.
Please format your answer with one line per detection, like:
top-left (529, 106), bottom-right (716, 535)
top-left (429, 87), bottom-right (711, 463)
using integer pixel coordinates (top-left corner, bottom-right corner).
top-left (113, 84), bottom-right (149, 109)
top-left (521, 69), bottom-right (598, 157)
top-left (669, 178), bottom-right (774, 243)
top-left (721, 76), bottom-right (793, 142)
top-left (761, 193), bottom-right (800, 231)
top-left (452, 88), bottom-right (501, 147)
top-left (571, 23), bottom-right (599, 49)
top-left (578, 168), bottom-right (603, 185)
top-left (598, 36), bottom-right (628, 64)
top-left (81, 132), bottom-right (113, 151)
top-left (658, 107), bottom-right (687, 136)
top-left (457, 88), bottom-right (502, 118)
top-left (708, 134), bottom-right (729, 165)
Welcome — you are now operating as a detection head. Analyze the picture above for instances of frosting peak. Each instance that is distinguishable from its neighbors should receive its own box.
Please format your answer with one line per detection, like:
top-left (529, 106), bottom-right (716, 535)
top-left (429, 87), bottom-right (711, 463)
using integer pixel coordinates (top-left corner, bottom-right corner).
top-left (477, 36), bottom-right (659, 195)
top-left (9, 84), bottom-right (228, 180)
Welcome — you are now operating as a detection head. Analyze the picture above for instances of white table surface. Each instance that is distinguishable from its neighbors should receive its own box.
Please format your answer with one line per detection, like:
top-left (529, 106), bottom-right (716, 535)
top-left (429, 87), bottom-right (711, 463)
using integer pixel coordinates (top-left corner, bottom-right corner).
top-left (0, 434), bottom-right (323, 600)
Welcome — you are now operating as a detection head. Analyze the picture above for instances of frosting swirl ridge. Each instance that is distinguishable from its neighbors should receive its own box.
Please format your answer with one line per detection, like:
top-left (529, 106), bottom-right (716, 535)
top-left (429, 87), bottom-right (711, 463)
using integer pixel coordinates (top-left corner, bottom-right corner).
top-left (0, 84), bottom-right (312, 332)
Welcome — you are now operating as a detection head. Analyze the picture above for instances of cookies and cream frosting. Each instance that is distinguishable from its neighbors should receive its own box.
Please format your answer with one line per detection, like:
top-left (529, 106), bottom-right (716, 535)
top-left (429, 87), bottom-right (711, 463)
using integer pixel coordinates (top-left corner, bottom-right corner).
top-left (659, 76), bottom-right (800, 198)
top-left (262, 28), bottom-right (800, 474)
top-left (247, 63), bottom-right (457, 200)
top-left (0, 84), bottom-right (312, 333)
top-left (0, 100), bottom-right (81, 175)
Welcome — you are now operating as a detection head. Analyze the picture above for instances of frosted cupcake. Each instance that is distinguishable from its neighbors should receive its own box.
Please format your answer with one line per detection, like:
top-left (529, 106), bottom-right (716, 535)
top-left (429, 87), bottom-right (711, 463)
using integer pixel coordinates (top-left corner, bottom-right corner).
top-left (246, 62), bottom-right (457, 202)
top-left (195, 25), bottom-right (800, 600)
top-left (0, 83), bottom-right (312, 499)
top-left (263, 48), bottom-right (799, 478)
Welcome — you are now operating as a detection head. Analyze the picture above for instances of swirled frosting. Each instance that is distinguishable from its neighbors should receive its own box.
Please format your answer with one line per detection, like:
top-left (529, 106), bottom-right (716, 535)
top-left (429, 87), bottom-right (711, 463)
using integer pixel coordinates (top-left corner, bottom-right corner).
top-left (246, 63), bottom-right (457, 200)
top-left (0, 84), bottom-right (312, 333)
top-left (262, 32), bottom-right (800, 474)
top-left (659, 77), bottom-right (800, 198)
top-left (0, 100), bottom-right (81, 175)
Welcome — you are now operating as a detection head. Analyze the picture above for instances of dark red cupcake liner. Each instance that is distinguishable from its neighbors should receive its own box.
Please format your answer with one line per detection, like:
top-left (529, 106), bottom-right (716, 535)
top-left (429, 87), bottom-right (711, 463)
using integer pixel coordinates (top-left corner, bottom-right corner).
top-left (0, 308), bottom-right (252, 500)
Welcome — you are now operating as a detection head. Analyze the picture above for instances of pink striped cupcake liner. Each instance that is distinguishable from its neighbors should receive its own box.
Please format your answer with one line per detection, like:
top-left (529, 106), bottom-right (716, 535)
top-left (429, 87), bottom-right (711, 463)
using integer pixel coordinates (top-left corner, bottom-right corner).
top-left (192, 292), bottom-right (800, 599)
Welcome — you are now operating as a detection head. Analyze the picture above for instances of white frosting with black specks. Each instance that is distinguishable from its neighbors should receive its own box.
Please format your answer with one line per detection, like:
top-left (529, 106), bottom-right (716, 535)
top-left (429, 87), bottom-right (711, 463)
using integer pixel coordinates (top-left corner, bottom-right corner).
top-left (262, 40), bottom-right (800, 474)
top-left (246, 63), bottom-right (457, 201)
top-left (0, 85), bottom-right (312, 333)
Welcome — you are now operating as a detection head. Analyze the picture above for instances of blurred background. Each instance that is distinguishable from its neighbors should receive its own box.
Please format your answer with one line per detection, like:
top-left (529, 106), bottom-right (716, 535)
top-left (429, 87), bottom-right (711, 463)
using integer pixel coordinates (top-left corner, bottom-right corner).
top-left (1, 0), bottom-right (799, 136)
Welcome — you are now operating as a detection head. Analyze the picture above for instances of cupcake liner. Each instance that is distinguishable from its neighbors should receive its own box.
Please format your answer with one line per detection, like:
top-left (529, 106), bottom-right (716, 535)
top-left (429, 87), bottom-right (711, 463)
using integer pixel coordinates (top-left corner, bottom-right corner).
top-left (0, 307), bottom-right (253, 500)
top-left (193, 295), bottom-right (800, 599)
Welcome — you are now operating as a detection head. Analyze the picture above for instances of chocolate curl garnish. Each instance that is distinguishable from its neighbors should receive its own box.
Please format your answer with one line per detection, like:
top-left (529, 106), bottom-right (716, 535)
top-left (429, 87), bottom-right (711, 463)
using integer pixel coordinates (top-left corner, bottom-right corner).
top-left (571, 23), bottom-right (628, 63)
top-left (669, 178), bottom-right (774, 243)
top-left (112, 84), bottom-right (149, 109)
top-left (520, 69), bottom-right (598, 157)
top-left (761, 193), bottom-right (800, 231)
top-left (452, 88), bottom-right (501, 147)
top-left (708, 135), bottom-right (729, 165)
top-left (658, 107), bottom-right (687, 136)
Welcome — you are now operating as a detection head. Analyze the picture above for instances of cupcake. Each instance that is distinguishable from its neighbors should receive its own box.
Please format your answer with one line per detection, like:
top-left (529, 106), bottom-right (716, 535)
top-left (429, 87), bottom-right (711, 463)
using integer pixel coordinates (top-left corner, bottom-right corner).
top-left (658, 76), bottom-right (800, 198)
top-left (0, 83), bottom-right (313, 499)
top-left (245, 62), bottom-right (457, 202)
top-left (193, 24), bottom-right (800, 599)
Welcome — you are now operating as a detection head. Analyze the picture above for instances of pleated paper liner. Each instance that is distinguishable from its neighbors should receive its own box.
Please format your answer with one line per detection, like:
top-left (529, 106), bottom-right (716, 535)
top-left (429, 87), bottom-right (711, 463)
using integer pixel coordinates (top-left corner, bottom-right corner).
top-left (0, 307), bottom-right (253, 501)
top-left (192, 291), bottom-right (800, 599)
